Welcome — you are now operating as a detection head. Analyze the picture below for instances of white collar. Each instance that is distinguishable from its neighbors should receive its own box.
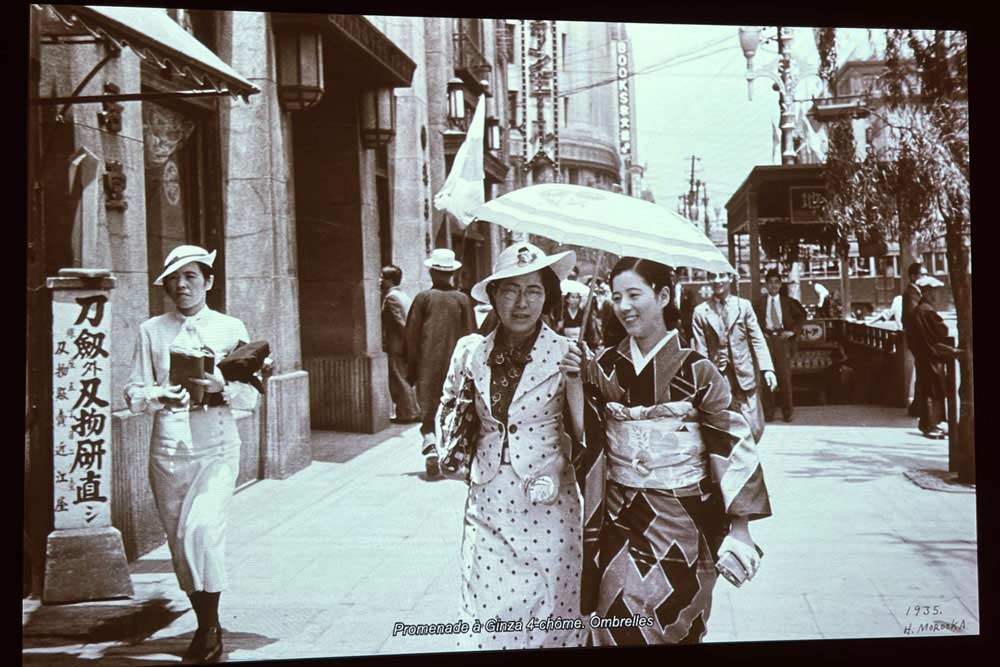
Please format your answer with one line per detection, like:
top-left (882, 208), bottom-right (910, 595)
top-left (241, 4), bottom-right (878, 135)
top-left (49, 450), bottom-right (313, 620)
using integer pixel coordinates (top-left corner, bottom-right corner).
top-left (629, 329), bottom-right (677, 375)
top-left (173, 305), bottom-right (211, 324)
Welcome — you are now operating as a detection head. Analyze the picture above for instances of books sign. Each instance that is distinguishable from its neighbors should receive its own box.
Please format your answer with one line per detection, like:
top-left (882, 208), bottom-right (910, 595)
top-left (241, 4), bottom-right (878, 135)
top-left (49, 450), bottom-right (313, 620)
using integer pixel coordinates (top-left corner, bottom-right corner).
top-left (51, 286), bottom-right (113, 530)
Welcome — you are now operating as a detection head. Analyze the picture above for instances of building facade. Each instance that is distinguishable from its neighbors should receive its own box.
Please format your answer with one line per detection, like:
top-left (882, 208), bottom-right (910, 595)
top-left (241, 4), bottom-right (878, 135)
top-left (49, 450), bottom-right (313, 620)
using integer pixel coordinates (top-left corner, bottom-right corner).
top-left (25, 9), bottom-right (637, 596)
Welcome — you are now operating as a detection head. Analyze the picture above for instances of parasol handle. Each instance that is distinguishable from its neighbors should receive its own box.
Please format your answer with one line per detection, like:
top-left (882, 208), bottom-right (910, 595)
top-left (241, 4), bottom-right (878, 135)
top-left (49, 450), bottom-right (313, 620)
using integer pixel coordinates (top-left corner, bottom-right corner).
top-left (568, 251), bottom-right (605, 377)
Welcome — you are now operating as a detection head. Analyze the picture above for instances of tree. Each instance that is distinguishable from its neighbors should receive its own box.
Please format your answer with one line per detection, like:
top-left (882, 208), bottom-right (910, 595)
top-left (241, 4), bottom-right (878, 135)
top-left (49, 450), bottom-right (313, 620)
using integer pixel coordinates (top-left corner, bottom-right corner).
top-left (817, 29), bottom-right (972, 482)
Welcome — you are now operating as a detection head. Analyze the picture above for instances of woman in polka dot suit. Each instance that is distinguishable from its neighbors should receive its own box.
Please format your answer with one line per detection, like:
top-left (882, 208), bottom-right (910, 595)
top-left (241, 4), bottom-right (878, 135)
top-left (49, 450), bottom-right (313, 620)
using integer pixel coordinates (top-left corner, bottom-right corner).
top-left (439, 241), bottom-right (587, 650)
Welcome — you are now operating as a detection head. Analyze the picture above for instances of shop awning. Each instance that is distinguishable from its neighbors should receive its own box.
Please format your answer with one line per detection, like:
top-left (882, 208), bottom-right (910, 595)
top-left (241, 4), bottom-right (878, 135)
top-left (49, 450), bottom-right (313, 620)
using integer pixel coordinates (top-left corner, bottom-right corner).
top-left (39, 5), bottom-right (260, 101)
top-left (271, 13), bottom-right (417, 88)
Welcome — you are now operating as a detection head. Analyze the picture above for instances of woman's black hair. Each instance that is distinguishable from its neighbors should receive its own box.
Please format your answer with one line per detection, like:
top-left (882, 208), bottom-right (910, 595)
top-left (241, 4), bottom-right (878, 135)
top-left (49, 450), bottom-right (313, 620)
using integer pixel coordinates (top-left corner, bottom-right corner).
top-left (608, 257), bottom-right (680, 330)
top-left (486, 266), bottom-right (562, 319)
top-left (164, 262), bottom-right (214, 283)
top-left (195, 262), bottom-right (214, 280)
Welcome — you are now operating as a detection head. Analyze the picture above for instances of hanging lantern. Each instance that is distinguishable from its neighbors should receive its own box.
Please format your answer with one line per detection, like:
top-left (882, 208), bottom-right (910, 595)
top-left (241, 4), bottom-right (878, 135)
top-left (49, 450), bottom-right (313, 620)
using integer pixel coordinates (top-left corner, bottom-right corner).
top-left (360, 88), bottom-right (396, 149)
top-left (447, 77), bottom-right (465, 124)
top-left (275, 27), bottom-right (324, 111)
top-left (486, 115), bottom-right (502, 152)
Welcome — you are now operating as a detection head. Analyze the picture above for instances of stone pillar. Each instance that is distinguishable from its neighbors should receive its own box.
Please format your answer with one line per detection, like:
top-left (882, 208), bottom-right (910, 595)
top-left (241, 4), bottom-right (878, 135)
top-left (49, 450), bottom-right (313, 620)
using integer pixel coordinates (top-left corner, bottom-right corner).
top-left (43, 269), bottom-right (132, 603)
top-left (224, 11), bottom-right (311, 475)
top-left (381, 16), bottom-right (432, 299)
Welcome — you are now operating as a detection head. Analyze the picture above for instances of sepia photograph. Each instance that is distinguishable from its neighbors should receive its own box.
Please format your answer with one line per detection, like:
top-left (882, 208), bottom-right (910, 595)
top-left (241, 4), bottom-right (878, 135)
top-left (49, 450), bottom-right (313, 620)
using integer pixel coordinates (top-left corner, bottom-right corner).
top-left (22, 1), bottom-right (979, 664)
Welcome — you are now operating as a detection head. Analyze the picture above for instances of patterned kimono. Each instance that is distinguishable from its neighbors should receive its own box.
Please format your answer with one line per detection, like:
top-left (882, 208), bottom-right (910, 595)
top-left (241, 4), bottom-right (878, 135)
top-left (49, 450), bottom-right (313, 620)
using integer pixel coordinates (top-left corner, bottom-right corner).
top-left (578, 331), bottom-right (771, 645)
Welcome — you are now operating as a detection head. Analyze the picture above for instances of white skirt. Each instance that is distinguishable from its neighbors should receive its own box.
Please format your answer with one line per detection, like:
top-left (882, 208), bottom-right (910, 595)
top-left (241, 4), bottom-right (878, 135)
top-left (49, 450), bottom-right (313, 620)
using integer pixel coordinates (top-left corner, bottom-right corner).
top-left (149, 406), bottom-right (241, 594)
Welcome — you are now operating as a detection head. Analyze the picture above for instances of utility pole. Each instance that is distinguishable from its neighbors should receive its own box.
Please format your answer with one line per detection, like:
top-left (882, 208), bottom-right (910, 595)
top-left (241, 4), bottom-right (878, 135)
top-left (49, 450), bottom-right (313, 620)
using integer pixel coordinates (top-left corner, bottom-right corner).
top-left (701, 181), bottom-right (710, 236)
top-left (682, 156), bottom-right (701, 221)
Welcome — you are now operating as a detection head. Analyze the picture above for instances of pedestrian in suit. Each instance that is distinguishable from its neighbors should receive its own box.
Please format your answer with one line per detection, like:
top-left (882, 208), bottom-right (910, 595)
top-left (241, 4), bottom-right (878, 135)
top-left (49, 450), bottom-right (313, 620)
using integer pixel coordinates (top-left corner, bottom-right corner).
top-left (903, 262), bottom-right (928, 418)
top-left (903, 274), bottom-right (958, 439)
top-left (691, 271), bottom-right (776, 443)
top-left (754, 269), bottom-right (807, 422)
top-left (380, 265), bottom-right (420, 424)
top-left (405, 248), bottom-right (477, 477)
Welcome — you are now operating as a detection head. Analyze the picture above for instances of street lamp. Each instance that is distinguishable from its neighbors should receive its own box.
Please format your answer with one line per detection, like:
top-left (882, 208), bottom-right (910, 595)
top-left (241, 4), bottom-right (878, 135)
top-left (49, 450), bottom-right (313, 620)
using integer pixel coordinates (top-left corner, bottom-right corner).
top-left (360, 87), bottom-right (396, 149)
top-left (486, 115), bottom-right (502, 152)
top-left (447, 77), bottom-right (466, 127)
top-left (738, 26), bottom-right (796, 166)
top-left (274, 26), bottom-right (324, 112)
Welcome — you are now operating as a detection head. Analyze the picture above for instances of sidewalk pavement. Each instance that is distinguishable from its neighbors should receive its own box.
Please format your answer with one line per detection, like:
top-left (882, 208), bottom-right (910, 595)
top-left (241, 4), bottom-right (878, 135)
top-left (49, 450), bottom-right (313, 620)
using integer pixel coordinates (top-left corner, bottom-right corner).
top-left (22, 406), bottom-right (979, 664)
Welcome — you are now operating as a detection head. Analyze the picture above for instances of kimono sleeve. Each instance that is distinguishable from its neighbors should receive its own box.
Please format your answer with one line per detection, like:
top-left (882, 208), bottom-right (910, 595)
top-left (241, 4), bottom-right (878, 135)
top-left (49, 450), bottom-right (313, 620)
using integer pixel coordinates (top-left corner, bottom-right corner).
top-left (692, 355), bottom-right (772, 521)
top-left (222, 319), bottom-right (259, 412)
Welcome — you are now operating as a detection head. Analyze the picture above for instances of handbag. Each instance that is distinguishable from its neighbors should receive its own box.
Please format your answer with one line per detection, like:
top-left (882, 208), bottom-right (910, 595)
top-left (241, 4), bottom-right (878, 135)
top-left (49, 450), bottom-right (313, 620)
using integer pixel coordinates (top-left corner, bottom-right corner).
top-left (437, 371), bottom-right (480, 481)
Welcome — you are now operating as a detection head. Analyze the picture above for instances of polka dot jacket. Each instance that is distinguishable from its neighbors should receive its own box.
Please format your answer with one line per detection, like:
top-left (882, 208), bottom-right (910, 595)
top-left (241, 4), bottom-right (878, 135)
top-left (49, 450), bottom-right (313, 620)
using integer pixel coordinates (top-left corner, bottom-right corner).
top-left (438, 323), bottom-right (574, 486)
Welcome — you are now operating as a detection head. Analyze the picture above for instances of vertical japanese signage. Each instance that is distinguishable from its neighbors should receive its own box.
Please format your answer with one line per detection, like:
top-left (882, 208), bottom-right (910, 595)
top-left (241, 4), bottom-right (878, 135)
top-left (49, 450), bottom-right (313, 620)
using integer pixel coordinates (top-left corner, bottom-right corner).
top-left (51, 287), bottom-right (112, 530)
top-left (616, 41), bottom-right (631, 160)
top-left (526, 20), bottom-right (554, 161)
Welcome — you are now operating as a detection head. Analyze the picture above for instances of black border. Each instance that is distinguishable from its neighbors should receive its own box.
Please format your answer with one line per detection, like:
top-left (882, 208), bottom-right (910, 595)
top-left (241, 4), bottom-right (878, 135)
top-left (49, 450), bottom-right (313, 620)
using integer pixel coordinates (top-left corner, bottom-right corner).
top-left (14, 0), bottom-right (992, 665)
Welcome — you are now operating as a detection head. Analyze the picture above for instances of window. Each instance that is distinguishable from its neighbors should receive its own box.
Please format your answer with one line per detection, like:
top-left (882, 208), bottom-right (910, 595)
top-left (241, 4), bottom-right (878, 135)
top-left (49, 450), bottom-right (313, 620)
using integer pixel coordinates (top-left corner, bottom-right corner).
top-left (934, 251), bottom-right (948, 274)
top-left (508, 91), bottom-right (519, 129)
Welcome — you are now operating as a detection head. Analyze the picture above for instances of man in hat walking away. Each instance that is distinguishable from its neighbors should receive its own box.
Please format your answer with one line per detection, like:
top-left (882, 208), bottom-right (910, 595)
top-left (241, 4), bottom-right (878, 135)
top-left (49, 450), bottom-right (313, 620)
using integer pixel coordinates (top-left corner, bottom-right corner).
top-left (406, 249), bottom-right (477, 477)
top-left (691, 271), bottom-right (776, 443)
top-left (902, 273), bottom-right (959, 440)
top-left (381, 265), bottom-right (420, 424)
top-left (754, 269), bottom-right (806, 422)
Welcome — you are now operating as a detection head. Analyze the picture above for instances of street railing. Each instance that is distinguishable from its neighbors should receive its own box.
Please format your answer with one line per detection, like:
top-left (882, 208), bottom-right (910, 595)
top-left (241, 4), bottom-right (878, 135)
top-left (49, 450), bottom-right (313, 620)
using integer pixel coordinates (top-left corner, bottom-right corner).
top-left (842, 320), bottom-right (907, 407)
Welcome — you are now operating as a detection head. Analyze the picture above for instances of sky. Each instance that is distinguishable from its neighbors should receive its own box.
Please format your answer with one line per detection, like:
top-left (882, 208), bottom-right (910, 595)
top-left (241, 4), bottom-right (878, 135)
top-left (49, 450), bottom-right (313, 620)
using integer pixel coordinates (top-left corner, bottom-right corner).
top-left (626, 24), bottom-right (880, 220)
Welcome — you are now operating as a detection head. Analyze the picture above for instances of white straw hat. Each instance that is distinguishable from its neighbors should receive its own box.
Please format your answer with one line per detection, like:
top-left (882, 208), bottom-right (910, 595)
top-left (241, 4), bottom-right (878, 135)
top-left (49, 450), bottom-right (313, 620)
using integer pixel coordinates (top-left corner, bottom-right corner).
top-left (153, 244), bottom-right (217, 285)
top-left (424, 248), bottom-right (462, 271)
top-left (915, 275), bottom-right (945, 288)
top-left (471, 241), bottom-right (576, 304)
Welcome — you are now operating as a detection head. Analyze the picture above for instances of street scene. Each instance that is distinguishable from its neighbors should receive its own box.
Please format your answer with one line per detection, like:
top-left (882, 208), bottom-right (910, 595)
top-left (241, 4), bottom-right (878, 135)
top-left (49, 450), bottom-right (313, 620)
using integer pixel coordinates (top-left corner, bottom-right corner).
top-left (24, 6), bottom-right (974, 665)
top-left (22, 410), bottom-right (979, 663)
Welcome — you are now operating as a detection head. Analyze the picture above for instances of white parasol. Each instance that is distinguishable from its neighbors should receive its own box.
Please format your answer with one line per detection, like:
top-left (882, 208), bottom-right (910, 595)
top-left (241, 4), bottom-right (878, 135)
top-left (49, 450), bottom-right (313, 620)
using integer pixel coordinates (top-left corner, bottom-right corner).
top-left (471, 183), bottom-right (735, 275)
top-left (472, 184), bottom-right (734, 346)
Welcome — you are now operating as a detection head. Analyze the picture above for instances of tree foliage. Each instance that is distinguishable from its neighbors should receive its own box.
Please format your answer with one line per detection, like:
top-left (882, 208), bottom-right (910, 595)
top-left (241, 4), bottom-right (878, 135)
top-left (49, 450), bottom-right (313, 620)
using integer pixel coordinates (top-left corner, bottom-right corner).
top-left (817, 29), bottom-right (969, 250)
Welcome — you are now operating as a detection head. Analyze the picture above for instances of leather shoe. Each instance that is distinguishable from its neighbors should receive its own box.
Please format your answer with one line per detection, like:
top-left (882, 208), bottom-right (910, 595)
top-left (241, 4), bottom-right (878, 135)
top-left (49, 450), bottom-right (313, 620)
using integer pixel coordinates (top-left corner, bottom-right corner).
top-left (782, 410), bottom-right (793, 423)
top-left (425, 454), bottom-right (440, 478)
top-left (921, 428), bottom-right (946, 440)
top-left (764, 412), bottom-right (774, 423)
top-left (184, 625), bottom-right (223, 663)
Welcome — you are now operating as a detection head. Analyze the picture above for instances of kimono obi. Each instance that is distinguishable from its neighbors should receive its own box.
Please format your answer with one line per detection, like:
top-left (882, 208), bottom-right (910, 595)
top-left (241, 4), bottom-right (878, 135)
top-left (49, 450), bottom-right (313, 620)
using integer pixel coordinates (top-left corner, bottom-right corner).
top-left (604, 400), bottom-right (708, 490)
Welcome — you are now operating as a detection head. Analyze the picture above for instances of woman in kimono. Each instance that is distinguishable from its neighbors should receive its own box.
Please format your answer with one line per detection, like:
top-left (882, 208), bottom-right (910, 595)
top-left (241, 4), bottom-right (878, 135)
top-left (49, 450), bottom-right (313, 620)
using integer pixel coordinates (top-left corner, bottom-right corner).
top-left (439, 241), bottom-right (587, 650)
top-left (124, 245), bottom-right (258, 663)
top-left (581, 257), bottom-right (771, 645)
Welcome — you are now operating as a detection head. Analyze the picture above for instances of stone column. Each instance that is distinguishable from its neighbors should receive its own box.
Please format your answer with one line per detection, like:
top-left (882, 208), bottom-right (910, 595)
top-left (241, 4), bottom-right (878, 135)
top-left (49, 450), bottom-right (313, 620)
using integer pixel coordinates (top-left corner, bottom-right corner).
top-left (223, 11), bottom-right (311, 477)
top-left (43, 269), bottom-right (132, 603)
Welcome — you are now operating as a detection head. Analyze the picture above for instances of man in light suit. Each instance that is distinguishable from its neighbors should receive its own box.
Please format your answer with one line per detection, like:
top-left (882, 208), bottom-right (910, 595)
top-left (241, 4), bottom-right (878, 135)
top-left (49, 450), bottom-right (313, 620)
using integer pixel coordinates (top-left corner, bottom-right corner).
top-left (691, 271), bottom-right (776, 443)
top-left (754, 269), bottom-right (807, 422)
top-left (380, 265), bottom-right (420, 424)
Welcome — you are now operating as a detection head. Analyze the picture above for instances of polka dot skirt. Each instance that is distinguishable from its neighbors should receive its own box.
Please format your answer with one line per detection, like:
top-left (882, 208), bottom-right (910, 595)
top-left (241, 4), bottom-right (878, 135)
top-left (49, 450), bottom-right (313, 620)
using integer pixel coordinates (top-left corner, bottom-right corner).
top-left (458, 463), bottom-right (585, 650)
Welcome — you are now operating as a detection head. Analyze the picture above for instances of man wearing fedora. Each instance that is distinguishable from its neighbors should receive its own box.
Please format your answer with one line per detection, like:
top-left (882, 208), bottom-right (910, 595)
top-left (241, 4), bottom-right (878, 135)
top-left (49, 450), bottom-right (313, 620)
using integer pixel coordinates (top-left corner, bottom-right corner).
top-left (381, 264), bottom-right (420, 424)
top-left (903, 272), bottom-right (960, 440)
top-left (405, 248), bottom-right (477, 477)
